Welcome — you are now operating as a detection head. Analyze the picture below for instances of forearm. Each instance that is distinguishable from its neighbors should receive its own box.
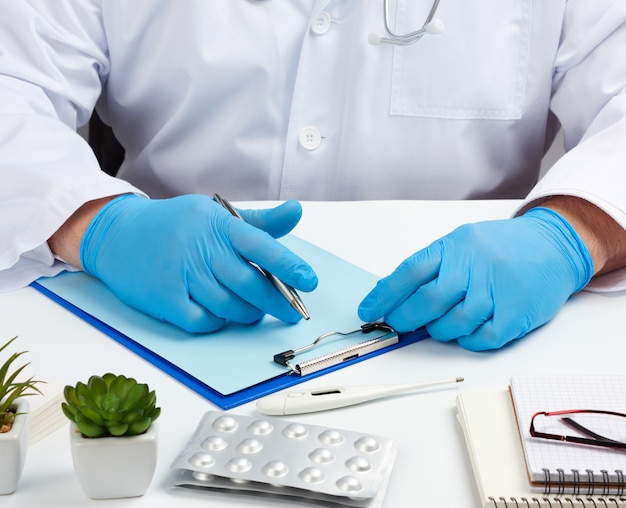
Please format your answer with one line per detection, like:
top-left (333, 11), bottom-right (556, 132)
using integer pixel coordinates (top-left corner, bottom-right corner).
top-left (47, 195), bottom-right (123, 269)
top-left (535, 195), bottom-right (626, 277)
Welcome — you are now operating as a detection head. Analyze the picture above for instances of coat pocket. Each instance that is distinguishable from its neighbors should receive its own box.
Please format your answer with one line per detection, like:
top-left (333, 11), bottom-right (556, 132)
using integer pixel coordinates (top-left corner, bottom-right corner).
top-left (389, 0), bottom-right (531, 120)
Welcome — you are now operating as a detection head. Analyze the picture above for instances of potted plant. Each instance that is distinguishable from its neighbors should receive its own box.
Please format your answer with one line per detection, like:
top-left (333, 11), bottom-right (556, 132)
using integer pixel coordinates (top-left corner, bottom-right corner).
top-left (0, 336), bottom-right (44, 495)
top-left (62, 372), bottom-right (161, 499)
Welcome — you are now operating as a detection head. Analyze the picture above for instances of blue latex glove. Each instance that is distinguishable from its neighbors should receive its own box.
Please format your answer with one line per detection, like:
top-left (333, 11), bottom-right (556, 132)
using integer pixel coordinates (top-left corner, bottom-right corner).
top-left (80, 194), bottom-right (318, 333)
top-left (358, 207), bottom-right (594, 351)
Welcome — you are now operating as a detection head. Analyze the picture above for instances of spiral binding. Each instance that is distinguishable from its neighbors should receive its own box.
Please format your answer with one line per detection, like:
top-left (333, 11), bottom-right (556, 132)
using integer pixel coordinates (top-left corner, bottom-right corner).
top-left (488, 495), bottom-right (626, 507)
top-left (486, 470), bottom-right (626, 506)
top-left (540, 468), bottom-right (626, 497)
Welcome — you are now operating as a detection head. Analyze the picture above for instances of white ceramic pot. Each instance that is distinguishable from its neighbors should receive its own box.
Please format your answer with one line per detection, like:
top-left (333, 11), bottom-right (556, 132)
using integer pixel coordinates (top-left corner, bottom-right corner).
top-left (69, 422), bottom-right (157, 499)
top-left (0, 398), bottom-right (29, 495)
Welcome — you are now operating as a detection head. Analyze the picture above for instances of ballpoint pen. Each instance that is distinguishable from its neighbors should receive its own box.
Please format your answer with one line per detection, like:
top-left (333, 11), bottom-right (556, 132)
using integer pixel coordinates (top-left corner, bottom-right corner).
top-left (213, 193), bottom-right (310, 320)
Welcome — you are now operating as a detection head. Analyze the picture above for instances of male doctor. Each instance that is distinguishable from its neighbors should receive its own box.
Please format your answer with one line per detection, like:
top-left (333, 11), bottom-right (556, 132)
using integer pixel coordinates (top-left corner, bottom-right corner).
top-left (1, 1), bottom-right (626, 351)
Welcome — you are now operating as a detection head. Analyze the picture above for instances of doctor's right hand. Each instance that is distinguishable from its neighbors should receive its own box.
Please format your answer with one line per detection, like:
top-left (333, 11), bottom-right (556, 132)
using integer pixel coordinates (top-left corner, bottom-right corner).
top-left (79, 194), bottom-right (318, 333)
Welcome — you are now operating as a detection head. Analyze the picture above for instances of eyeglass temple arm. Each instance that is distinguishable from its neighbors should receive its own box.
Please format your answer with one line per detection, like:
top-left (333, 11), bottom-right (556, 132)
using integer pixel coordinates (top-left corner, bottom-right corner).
top-left (560, 416), bottom-right (622, 444)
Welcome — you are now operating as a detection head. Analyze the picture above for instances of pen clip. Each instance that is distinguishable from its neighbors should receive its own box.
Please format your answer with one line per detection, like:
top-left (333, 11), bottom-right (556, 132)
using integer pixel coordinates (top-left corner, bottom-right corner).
top-left (213, 193), bottom-right (242, 219)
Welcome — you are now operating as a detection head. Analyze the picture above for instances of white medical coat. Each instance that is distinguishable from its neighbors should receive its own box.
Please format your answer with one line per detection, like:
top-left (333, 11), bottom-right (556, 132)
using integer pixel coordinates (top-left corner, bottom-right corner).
top-left (1, 0), bottom-right (626, 290)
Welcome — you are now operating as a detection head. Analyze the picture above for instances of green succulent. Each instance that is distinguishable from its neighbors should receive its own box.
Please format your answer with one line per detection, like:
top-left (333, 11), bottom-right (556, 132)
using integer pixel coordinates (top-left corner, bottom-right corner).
top-left (0, 336), bottom-right (45, 432)
top-left (62, 373), bottom-right (161, 438)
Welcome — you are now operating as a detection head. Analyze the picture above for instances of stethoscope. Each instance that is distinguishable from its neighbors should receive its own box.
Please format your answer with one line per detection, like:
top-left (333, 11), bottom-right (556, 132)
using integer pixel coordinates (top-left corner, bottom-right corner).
top-left (369, 0), bottom-right (444, 45)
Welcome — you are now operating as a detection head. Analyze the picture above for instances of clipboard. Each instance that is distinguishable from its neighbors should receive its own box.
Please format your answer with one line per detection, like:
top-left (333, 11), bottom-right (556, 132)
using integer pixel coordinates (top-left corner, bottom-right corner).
top-left (31, 235), bottom-right (428, 409)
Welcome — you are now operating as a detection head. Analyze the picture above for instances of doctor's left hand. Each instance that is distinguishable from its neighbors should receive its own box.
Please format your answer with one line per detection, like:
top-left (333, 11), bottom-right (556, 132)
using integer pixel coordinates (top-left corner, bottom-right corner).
top-left (357, 207), bottom-right (594, 351)
top-left (79, 194), bottom-right (318, 333)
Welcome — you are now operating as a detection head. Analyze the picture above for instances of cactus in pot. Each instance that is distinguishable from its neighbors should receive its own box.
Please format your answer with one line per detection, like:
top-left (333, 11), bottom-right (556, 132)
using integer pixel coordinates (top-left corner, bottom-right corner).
top-left (62, 372), bottom-right (160, 437)
top-left (62, 373), bottom-right (161, 499)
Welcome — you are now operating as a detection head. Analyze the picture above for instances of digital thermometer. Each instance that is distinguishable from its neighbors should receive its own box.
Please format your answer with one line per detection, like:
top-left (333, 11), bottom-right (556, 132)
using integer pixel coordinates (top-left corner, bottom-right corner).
top-left (256, 377), bottom-right (464, 415)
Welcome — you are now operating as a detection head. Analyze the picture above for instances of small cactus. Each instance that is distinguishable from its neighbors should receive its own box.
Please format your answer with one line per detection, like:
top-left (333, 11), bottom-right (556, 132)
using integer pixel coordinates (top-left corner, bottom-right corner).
top-left (62, 373), bottom-right (161, 438)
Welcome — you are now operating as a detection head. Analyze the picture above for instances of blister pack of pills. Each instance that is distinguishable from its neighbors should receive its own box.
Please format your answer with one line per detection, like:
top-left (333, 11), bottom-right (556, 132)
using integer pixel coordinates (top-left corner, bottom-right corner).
top-left (169, 411), bottom-right (397, 507)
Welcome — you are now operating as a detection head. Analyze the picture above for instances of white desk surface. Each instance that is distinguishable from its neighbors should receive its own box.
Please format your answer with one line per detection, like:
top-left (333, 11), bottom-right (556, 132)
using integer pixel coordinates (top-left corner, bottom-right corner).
top-left (2, 199), bottom-right (623, 508)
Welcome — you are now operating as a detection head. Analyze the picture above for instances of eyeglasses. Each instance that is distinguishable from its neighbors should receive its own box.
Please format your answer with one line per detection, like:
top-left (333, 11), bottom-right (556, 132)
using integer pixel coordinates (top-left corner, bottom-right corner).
top-left (369, 0), bottom-right (445, 46)
top-left (529, 409), bottom-right (626, 450)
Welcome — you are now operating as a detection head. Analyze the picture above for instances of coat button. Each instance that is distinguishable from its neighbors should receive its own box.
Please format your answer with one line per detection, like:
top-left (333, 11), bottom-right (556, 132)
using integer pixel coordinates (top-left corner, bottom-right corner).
top-left (311, 12), bottom-right (331, 35)
top-left (299, 126), bottom-right (322, 150)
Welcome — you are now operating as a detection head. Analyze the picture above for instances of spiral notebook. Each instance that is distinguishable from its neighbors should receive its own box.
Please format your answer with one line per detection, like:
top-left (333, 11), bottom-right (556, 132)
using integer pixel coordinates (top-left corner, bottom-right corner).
top-left (509, 373), bottom-right (626, 495)
top-left (456, 388), bottom-right (626, 508)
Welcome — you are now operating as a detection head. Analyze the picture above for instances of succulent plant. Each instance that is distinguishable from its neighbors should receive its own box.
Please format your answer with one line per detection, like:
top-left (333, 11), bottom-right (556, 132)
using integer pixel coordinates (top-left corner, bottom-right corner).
top-left (62, 373), bottom-right (161, 438)
top-left (0, 336), bottom-right (45, 433)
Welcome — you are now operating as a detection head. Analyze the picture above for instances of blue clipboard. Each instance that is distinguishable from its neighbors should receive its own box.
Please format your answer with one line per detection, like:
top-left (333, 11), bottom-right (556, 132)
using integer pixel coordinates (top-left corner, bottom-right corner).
top-left (32, 235), bottom-right (429, 409)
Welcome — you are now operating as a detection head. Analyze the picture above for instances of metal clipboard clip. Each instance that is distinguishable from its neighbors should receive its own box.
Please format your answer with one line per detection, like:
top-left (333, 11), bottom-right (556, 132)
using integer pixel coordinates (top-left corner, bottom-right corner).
top-left (273, 322), bottom-right (398, 376)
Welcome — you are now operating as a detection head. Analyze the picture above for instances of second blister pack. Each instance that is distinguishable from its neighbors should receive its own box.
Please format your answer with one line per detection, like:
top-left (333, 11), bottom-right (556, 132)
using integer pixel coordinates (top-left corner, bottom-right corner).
top-left (169, 411), bottom-right (396, 507)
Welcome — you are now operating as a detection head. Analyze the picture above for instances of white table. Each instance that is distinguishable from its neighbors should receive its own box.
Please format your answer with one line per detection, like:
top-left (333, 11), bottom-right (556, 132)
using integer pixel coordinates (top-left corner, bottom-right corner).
top-left (2, 200), bottom-right (623, 507)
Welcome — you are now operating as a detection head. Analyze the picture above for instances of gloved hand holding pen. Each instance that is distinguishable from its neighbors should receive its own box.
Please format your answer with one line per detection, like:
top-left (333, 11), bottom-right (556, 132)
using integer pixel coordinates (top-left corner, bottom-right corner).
top-left (79, 194), bottom-right (318, 333)
top-left (357, 207), bottom-right (594, 351)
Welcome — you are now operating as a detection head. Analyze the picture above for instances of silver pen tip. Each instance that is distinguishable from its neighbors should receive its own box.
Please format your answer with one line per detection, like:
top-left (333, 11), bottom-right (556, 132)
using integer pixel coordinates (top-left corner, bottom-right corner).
top-left (293, 298), bottom-right (310, 320)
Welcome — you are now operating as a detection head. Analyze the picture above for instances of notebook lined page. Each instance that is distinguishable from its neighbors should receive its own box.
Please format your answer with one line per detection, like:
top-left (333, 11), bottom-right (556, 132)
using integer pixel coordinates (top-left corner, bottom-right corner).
top-left (509, 373), bottom-right (626, 487)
